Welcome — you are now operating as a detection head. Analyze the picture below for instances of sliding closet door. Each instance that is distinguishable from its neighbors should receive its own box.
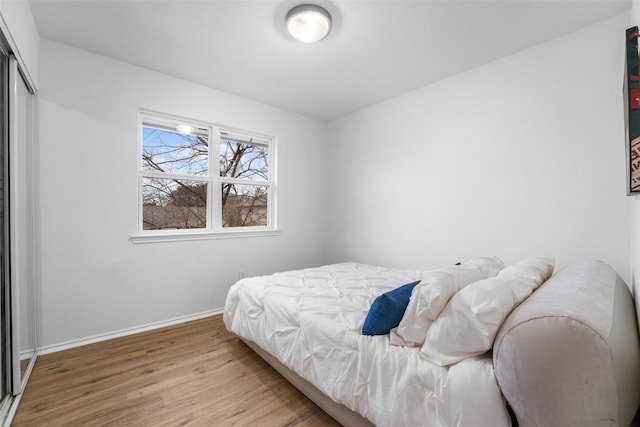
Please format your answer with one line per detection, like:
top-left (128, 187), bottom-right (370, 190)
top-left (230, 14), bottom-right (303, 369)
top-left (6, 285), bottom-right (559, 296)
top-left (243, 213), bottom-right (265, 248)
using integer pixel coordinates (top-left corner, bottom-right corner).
top-left (8, 55), bottom-right (35, 395)
top-left (0, 50), bottom-right (6, 405)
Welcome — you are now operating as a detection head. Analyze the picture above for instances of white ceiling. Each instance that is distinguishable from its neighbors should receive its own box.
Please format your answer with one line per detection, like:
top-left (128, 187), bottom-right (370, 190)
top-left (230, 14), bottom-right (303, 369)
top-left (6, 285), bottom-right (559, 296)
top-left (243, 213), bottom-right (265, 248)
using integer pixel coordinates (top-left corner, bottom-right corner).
top-left (29, 0), bottom-right (631, 121)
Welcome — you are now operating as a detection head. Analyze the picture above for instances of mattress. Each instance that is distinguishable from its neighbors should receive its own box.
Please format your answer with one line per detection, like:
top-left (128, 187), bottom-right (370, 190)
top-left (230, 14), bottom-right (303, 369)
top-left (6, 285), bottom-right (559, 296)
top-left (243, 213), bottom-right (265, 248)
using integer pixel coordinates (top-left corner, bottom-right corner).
top-left (224, 262), bottom-right (511, 427)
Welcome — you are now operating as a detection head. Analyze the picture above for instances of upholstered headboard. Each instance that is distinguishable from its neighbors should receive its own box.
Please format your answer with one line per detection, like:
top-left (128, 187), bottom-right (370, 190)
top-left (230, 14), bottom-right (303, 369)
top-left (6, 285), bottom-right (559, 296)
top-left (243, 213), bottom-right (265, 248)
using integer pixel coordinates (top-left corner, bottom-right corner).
top-left (493, 260), bottom-right (640, 427)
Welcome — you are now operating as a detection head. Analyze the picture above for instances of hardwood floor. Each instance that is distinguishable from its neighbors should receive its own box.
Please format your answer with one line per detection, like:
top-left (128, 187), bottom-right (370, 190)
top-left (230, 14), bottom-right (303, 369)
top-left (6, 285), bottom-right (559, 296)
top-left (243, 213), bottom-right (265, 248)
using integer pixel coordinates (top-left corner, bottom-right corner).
top-left (12, 315), bottom-right (340, 426)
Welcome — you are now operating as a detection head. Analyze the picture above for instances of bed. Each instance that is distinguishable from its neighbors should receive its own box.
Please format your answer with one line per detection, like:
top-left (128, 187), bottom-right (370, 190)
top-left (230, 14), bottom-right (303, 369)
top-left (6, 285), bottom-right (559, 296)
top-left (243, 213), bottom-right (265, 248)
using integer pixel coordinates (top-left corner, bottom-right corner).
top-left (223, 258), bottom-right (640, 427)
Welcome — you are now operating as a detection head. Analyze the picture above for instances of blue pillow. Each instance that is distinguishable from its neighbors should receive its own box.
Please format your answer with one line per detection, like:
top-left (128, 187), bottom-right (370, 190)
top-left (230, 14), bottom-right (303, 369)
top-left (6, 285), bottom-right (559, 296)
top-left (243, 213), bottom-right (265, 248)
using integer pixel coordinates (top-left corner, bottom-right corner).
top-left (362, 280), bottom-right (421, 336)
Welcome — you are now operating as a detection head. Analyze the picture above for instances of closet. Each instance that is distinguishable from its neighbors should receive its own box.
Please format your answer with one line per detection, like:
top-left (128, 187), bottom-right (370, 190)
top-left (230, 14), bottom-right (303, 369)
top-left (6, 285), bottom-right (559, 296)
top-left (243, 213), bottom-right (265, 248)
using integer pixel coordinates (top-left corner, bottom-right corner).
top-left (0, 43), bottom-right (38, 424)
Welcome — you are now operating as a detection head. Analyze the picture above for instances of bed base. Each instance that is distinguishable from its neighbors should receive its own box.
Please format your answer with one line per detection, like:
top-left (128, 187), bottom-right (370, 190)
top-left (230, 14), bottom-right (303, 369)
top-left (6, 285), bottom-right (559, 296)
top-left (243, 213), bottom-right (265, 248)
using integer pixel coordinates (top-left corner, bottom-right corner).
top-left (240, 338), bottom-right (375, 427)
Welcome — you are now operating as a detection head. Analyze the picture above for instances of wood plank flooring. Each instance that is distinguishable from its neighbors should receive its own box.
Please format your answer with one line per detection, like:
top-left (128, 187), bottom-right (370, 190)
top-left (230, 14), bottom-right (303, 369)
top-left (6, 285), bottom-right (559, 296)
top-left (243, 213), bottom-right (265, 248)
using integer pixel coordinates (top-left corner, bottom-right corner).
top-left (12, 315), bottom-right (340, 426)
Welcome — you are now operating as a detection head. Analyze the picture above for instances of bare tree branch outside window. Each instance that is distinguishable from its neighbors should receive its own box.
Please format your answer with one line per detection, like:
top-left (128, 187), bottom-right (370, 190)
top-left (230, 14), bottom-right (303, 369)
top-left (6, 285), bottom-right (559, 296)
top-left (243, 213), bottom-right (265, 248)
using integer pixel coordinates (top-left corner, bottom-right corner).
top-left (220, 138), bottom-right (269, 227)
top-left (141, 123), bottom-right (270, 230)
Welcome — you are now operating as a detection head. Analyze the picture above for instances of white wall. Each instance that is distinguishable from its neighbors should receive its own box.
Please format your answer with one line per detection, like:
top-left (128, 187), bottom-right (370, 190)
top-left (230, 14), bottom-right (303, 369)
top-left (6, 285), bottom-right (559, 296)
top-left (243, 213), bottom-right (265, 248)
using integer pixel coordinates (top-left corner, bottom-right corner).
top-left (37, 39), bottom-right (327, 349)
top-left (327, 15), bottom-right (631, 283)
top-left (38, 11), bottom-right (635, 350)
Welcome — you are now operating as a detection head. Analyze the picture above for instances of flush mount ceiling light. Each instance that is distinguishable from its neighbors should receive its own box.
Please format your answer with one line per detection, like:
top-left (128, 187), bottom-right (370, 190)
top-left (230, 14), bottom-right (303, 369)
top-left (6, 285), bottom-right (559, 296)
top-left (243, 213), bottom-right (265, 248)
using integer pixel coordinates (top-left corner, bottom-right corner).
top-left (286, 4), bottom-right (332, 43)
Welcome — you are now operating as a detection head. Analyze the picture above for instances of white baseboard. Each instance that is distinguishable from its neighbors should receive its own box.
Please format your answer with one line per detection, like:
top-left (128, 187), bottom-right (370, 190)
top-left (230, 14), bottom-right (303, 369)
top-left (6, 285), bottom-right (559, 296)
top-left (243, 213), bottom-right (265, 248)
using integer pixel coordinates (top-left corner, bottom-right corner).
top-left (37, 308), bottom-right (224, 355)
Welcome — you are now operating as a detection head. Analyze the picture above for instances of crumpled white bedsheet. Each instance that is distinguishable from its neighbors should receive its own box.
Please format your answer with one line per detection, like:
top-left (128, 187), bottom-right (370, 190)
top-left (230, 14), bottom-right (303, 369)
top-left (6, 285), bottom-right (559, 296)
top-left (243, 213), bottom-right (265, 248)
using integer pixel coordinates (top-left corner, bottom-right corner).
top-left (223, 262), bottom-right (511, 427)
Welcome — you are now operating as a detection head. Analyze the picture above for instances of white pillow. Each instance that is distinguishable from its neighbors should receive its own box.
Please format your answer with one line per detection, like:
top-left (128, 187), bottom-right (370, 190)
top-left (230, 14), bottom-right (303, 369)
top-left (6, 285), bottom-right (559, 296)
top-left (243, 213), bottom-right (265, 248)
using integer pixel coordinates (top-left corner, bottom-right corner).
top-left (389, 257), bottom-right (504, 347)
top-left (463, 256), bottom-right (505, 279)
top-left (420, 257), bottom-right (554, 366)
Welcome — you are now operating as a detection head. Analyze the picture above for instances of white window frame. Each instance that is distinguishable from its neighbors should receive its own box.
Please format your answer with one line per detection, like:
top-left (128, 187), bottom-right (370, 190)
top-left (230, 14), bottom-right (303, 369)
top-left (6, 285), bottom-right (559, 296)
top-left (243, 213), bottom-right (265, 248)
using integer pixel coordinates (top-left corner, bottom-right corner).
top-left (131, 109), bottom-right (279, 244)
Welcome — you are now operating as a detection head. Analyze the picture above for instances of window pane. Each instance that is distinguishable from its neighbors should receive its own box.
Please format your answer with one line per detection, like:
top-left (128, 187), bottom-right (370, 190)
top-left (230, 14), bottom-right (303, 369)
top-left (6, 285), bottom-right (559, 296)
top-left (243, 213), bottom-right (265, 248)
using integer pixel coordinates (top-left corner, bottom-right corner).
top-left (143, 177), bottom-right (207, 230)
top-left (142, 125), bottom-right (208, 176)
top-left (220, 138), bottom-right (268, 181)
top-left (221, 183), bottom-right (268, 227)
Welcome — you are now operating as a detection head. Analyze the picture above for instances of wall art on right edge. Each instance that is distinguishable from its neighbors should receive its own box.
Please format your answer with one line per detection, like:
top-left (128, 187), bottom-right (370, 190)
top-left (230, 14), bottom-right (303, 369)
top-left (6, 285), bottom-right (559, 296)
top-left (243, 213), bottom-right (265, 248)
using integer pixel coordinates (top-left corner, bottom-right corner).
top-left (625, 26), bottom-right (640, 195)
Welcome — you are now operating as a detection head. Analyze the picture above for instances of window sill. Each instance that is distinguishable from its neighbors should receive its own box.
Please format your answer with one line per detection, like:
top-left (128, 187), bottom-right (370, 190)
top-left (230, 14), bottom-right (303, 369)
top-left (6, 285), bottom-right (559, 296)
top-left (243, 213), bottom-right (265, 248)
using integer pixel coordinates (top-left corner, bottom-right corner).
top-left (130, 228), bottom-right (281, 244)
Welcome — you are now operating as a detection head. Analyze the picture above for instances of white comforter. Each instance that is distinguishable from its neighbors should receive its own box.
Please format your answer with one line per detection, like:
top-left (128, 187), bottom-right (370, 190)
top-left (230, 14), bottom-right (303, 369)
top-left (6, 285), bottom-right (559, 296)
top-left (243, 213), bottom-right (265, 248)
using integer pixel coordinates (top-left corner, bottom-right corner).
top-left (224, 262), bottom-right (511, 427)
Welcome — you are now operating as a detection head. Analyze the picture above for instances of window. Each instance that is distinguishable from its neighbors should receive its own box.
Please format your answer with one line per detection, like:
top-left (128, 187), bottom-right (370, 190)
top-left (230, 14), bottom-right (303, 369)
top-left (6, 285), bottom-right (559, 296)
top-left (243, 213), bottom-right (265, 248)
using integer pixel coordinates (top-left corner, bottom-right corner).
top-left (136, 111), bottom-right (276, 240)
